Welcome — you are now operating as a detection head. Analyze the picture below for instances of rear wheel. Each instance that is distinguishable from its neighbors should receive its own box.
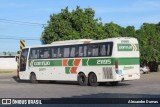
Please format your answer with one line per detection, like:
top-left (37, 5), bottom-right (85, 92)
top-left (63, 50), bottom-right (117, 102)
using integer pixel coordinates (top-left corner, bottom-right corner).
top-left (30, 73), bottom-right (38, 83)
top-left (78, 73), bottom-right (88, 86)
top-left (88, 73), bottom-right (98, 86)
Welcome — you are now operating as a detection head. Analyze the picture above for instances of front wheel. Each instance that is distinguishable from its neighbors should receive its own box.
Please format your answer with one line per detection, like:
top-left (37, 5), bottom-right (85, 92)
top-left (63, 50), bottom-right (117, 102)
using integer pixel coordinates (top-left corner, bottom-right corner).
top-left (88, 73), bottom-right (99, 86)
top-left (30, 73), bottom-right (38, 83)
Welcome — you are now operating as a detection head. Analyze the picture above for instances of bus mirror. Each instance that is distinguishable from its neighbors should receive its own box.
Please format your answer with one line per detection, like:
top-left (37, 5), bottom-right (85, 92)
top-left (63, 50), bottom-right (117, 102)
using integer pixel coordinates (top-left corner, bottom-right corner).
top-left (15, 56), bottom-right (18, 62)
top-left (17, 51), bottom-right (20, 54)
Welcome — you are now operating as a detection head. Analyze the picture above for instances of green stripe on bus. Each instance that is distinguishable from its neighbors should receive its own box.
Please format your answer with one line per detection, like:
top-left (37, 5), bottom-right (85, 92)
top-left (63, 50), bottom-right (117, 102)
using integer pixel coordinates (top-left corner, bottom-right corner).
top-left (82, 58), bottom-right (115, 66)
top-left (82, 58), bottom-right (139, 66)
top-left (82, 59), bottom-right (88, 66)
top-left (53, 60), bottom-right (62, 66)
top-left (68, 59), bottom-right (74, 66)
top-left (29, 60), bottom-right (62, 67)
top-left (118, 58), bottom-right (139, 65)
top-left (65, 67), bottom-right (70, 74)
top-left (29, 57), bottom-right (139, 67)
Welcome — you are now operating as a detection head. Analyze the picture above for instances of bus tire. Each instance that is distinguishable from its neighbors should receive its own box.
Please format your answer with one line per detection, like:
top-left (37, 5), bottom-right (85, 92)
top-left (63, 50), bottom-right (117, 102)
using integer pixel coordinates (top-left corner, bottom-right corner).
top-left (88, 73), bottom-right (99, 86)
top-left (78, 73), bottom-right (88, 86)
top-left (110, 81), bottom-right (118, 86)
top-left (30, 73), bottom-right (38, 83)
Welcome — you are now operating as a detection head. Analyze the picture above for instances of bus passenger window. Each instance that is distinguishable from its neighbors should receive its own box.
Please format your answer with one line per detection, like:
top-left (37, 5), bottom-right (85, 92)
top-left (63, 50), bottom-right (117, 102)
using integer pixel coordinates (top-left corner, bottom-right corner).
top-left (92, 45), bottom-right (98, 56)
top-left (100, 44), bottom-right (106, 56)
top-left (39, 48), bottom-right (50, 59)
top-left (44, 51), bottom-right (50, 58)
top-left (78, 46), bottom-right (83, 57)
top-left (70, 47), bottom-right (75, 57)
top-left (88, 45), bottom-right (92, 56)
top-left (58, 48), bottom-right (63, 58)
top-left (52, 48), bottom-right (57, 58)
top-left (63, 47), bottom-right (70, 58)
top-left (84, 46), bottom-right (87, 57)
top-left (39, 48), bottom-right (44, 58)
top-left (107, 44), bottom-right (111, 56)
top-left (30, 49), bottom-right (39, 59)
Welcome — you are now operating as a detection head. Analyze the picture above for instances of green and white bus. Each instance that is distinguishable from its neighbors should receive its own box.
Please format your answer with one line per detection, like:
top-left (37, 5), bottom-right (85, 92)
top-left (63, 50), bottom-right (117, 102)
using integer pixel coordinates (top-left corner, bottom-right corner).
top-left (19, 37), bottom-right (140, 86)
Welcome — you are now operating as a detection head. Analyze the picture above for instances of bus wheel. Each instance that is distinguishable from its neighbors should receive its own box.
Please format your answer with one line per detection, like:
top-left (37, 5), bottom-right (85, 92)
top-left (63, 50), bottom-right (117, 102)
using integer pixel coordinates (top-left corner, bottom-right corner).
top-left (78, 73), bottom-right (88, 86)
top-left (30, 73), bottom-right (38, 83)
top-left (110, 81), bottom-right (118, 86)
top-left (88, 73), bottom-right (98, 86)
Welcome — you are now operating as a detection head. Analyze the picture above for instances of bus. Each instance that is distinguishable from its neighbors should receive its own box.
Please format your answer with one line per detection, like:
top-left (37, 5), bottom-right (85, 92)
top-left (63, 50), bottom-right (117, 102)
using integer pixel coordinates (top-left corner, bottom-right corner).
top-left (19, 37), bottom-right (140, 86)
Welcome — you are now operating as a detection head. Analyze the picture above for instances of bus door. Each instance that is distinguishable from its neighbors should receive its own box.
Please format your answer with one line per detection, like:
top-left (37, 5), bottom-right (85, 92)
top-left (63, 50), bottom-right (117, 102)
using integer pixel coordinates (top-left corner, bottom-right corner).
top-left (20, 48), bottom-right (29, 72)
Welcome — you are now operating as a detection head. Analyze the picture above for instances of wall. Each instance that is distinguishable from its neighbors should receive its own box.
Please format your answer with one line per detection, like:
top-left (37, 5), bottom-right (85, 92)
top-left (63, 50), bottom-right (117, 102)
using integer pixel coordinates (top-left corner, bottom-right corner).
top-left (0, 57), bottom-right (17, 70)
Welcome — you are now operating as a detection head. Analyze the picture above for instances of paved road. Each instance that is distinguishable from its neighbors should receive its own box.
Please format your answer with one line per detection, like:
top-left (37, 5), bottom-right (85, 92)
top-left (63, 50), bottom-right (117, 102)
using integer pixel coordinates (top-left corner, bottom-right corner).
top-left (0, 72), bottom-right (160, 98)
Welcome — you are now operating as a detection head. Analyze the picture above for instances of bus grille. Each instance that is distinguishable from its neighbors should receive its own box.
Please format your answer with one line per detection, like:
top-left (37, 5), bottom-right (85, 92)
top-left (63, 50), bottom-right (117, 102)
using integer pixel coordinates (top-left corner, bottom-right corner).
top-left (103, 67), bottom-right (113, 79)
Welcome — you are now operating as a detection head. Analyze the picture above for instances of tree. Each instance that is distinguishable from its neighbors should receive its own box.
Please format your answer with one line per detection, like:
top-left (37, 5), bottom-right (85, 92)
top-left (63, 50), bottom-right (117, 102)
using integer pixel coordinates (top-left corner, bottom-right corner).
top-left (103, 22), bottom-right (125, 38)
top-left (41, 6), bottom-right (104, 44)
top-left (124, 26), bottom-right (136, 37)
top-left (137, 23), bottom-right (160, 62)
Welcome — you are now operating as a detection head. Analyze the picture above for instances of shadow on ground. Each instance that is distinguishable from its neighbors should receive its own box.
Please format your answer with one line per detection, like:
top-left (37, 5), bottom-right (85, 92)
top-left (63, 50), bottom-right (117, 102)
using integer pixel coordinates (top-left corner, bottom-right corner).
top-left (12, 76), bottom-right (132, 87)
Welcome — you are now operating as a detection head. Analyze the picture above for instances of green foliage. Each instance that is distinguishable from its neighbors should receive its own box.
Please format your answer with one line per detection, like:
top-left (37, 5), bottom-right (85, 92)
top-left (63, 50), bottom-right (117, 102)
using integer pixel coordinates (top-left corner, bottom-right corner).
top-left (103, 22), bottom-right (123, 37)
top-left (41, 6), bottom-right (160, 62)
top-left (41, 6), bottom-right (104, 44)
top-left (137, 23), bottom-right (160, 62)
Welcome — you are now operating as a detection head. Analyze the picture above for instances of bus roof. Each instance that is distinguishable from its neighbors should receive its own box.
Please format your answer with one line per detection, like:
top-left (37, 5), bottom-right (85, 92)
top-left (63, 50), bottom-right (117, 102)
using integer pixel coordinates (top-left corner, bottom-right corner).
top-left (24, 37), bottom-right (138, 49)
top-left (51, 39), bottom-right (93, 44)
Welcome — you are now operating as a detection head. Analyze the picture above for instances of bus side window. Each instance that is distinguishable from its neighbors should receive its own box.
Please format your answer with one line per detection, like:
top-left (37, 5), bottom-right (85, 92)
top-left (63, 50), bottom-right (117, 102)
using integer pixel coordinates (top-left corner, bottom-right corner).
top-left (92, 44), bottom-right (99, 56)
top-left (39, 48), bottom-right (50, 59)
top-left (88, 45), bottom-right (92, 57)
top-left (75, 46), bottom-right (79, 57)
top-left (70, 47), bottom-right (76, 57)
top-left (100, 44), bottom-right (106, 56)
top-left (51, 48), bottom-right (58, 58)
top-left (30, 49), bottom-right (39, 59)
top-left (78, 46), bottom-right (84, 57)
top-left (63, 47), bottom-right (70, 58)
top-left (58, 47), bottom-right (63, 58)
top-left (106, 43), bottom-right (113, 56)
top-left (44, 48), bottom-right (51, 58)
top-left (84, 45), bottom-right (87, 57)
top-left (107, 44), bottom-right (111, 56)
top-left (39, 48), bottom-right (44, 58)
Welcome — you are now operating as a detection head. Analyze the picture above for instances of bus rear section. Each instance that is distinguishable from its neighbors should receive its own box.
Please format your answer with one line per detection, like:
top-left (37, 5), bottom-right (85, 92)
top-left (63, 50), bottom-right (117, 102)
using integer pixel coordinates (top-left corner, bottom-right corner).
top-left (114, 38), bottom-right (140, 82)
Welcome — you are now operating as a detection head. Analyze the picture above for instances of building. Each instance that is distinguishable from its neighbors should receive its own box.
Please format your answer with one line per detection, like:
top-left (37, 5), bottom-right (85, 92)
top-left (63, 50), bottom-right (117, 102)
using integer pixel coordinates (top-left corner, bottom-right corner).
top-left (0, 52), bottom-right (17, 70)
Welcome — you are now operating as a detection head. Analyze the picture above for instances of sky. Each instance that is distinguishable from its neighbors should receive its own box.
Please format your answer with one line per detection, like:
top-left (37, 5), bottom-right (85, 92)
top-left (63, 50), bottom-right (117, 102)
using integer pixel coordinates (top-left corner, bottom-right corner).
top-left (0, 0), bottom-right (159, 52)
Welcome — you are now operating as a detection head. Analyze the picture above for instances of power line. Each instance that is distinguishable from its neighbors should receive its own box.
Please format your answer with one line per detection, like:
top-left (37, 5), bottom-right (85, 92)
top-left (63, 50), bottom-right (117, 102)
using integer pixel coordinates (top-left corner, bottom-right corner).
top-left (0, 37), bottom-right (40, 41)
top-left (0, 34), bottom-right (40, 38)
top-left (0, 18), bottom-right (47, 26)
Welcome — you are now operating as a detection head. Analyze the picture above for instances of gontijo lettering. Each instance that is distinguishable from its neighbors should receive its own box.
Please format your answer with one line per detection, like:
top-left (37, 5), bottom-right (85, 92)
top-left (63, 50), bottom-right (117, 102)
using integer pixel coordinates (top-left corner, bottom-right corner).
top-left (33, 61), bottom-right (50, 66)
